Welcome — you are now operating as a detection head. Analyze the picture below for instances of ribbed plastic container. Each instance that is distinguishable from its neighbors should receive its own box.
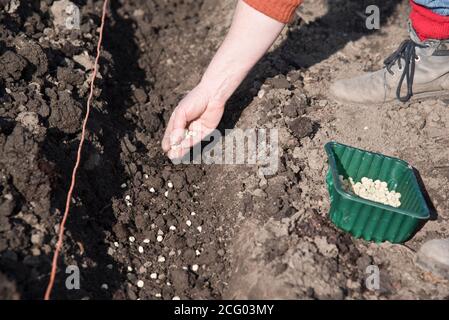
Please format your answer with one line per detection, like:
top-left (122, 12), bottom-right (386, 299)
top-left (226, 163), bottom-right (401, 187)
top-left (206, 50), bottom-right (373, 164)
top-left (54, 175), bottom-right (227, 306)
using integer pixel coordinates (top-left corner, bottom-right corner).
top-left (325, 141), bottom-right (430, 243)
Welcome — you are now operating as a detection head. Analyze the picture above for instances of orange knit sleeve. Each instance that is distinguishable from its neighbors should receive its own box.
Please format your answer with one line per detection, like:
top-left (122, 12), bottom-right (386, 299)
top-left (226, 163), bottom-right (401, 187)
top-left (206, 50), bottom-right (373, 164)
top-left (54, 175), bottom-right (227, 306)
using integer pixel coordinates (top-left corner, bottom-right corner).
top-left (243, 0), bottom-right (303, 23)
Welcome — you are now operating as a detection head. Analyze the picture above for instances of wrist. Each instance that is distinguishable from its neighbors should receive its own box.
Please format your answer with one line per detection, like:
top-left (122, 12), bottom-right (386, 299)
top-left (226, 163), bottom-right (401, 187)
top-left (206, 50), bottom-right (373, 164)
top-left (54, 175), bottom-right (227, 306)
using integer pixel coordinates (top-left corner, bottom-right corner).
top-left (199, 61), bottom-right (250, 105)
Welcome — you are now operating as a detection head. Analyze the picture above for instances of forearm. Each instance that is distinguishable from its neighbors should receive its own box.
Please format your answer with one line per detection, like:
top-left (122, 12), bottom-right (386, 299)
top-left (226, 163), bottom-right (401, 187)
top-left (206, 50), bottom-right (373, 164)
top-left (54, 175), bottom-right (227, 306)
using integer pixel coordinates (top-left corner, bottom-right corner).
top-left (199, 0), bottom-right (285, 104)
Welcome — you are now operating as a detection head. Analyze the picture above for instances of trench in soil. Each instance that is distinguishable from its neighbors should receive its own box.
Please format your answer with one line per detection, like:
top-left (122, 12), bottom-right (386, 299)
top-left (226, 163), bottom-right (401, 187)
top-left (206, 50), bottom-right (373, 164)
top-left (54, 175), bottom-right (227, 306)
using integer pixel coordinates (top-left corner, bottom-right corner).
top-left (1, 0), bottom-right (236, 299)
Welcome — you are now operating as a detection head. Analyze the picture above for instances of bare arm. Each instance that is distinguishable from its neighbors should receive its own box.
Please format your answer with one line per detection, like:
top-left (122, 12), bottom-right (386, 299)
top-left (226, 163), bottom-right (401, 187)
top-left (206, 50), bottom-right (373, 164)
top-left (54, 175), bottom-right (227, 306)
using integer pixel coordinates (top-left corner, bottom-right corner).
top-left (162, 0), bottom-right (285, 159)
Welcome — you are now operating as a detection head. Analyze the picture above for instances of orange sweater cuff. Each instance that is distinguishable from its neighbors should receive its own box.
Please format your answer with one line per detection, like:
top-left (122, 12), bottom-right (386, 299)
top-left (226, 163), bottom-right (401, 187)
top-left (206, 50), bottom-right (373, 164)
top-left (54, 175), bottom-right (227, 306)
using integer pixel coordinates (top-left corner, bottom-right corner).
top-left (244, 0), bottom-right (303, 23)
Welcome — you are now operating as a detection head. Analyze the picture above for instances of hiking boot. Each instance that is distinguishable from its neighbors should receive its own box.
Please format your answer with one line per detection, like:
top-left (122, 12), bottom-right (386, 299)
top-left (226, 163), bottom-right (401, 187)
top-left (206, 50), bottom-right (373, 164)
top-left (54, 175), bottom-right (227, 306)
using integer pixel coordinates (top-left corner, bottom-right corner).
top-left (415, 238), bottom-right (449, 279)
top-left (330, 27), bottom-right (449, 104)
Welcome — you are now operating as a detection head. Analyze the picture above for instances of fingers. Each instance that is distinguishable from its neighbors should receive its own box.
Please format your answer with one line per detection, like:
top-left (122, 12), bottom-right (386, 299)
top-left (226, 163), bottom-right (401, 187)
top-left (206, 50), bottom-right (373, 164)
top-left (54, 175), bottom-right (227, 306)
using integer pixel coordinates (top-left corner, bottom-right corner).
top-left (161, 111), bottom-right (176, 152)
top-left (171, 106), bottom-right (188, 145)
top-left (162, 91), bottom-right (224, 160)
top-left (167, 121), bottom-right (211, 160)
top-left (162, 106), bottom-right (188, 152)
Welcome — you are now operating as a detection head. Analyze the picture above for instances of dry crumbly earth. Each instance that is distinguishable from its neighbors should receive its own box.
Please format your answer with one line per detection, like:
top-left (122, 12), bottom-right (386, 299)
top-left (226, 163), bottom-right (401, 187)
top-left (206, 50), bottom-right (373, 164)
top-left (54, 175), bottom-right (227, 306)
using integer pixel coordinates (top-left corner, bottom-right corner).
top-left (0, 0), bottom-right (448, 300)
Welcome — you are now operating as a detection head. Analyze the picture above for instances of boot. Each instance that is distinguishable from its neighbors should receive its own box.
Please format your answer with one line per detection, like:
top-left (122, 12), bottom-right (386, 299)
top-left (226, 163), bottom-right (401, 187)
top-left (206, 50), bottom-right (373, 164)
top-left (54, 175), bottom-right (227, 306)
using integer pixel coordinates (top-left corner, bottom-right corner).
top-left (415, 238), bottom-right (449, 279)
top-left (330, 26), bottom-right (449, 104)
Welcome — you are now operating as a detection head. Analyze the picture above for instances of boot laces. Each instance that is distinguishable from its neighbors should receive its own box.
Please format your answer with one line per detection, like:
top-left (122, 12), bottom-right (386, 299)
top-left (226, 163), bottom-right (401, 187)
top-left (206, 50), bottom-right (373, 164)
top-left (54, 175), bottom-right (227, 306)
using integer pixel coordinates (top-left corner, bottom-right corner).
top-left (383, 39), bottom-right (426, 103)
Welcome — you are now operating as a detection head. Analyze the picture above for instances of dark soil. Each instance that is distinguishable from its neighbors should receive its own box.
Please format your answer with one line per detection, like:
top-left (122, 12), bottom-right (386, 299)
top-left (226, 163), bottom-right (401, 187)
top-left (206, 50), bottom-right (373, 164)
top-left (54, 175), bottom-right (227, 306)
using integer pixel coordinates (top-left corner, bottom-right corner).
top-left (0, 0), bottom-right (230, 300)
top-left (1, 0), bottom-right (448, 300)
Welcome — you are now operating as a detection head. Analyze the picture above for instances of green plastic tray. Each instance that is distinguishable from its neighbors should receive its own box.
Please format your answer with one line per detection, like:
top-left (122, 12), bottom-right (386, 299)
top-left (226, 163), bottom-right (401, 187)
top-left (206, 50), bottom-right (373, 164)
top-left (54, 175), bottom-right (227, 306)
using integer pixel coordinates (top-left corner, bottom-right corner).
top-left (325, 141), bottom-right (430, 243)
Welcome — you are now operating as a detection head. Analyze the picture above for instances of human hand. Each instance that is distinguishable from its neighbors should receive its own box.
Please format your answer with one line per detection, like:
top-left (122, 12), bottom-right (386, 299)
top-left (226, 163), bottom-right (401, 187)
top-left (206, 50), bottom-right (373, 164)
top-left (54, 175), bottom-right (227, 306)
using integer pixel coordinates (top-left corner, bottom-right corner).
top-left (161, 84), bottom-right (225, 159)
top-left (161, 0), bottom-right (285, 160)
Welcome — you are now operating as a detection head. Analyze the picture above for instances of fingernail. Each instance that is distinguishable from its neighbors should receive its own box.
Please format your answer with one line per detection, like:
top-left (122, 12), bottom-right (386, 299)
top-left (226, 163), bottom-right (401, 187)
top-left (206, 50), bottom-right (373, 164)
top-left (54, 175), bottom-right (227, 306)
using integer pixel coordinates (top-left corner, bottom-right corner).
top-left (170, 129), bottom-right (187, 146)
top-left (167, 150), bottom-right (182, 164)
